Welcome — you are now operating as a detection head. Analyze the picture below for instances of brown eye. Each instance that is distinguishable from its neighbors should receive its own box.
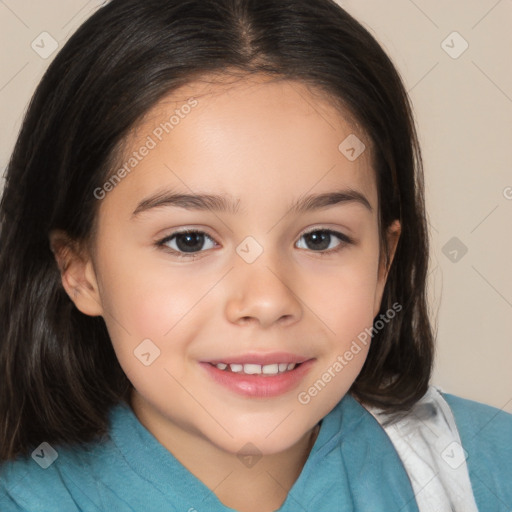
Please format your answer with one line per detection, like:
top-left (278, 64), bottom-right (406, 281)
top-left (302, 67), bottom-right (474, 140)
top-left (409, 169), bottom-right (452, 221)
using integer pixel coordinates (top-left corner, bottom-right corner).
top-left (173, 232), bottom-right (206, 252)
top-left (158, 230), bottom-right (217, 257)
top-left (296, 229), bottom-right (352, 254)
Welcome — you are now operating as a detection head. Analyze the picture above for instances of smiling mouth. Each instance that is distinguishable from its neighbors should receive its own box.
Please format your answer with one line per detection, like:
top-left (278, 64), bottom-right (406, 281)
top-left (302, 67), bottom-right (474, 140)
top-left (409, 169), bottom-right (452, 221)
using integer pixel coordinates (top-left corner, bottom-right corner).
top-left (208, 362), bottom-right (302, 375)
top-left (201, 358), bottom-right (315, 398)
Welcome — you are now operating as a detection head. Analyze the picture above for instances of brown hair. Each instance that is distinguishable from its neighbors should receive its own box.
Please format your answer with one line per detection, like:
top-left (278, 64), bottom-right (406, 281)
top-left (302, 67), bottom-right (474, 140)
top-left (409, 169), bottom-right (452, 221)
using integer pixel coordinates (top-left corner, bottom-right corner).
top-left (0, 0), bottom-right (433, 462)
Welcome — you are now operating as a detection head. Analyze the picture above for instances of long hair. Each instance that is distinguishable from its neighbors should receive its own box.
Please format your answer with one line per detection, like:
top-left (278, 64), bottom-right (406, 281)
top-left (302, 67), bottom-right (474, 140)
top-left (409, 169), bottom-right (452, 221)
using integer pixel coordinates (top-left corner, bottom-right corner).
top-left (0, 0), bottom-right (434, 461)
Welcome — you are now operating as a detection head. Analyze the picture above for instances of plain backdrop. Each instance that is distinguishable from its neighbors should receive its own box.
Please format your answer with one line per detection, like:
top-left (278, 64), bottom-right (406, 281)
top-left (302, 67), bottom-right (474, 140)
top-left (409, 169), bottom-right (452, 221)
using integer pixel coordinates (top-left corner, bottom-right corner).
top-left (0, 0), bottom-right (511, 411)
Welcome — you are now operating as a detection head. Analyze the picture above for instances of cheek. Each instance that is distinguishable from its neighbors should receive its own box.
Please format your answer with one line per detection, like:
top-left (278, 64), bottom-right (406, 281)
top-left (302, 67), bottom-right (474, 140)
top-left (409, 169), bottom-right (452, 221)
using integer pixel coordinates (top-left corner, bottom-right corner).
top-left (296, 264), bottom-right (379, 404)
top-left (311, 273), bottom-right (376, 378)
top-left (298, 246), bottom-right (380, 390)
top-left (93, 242), bottom-right (209, 377)
top-left (96, 267), bottom-right (203, 396)
top-left (96, 238), bottom-right (208, 333)
top-left (306, 248), bottom-right (380, 335)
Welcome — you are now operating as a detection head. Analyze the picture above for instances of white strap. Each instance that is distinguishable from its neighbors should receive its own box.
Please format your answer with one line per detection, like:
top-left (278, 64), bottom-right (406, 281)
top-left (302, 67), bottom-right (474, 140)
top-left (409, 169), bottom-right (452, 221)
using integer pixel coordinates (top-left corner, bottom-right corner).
top-left (362, 385), bottom-right (479, 512)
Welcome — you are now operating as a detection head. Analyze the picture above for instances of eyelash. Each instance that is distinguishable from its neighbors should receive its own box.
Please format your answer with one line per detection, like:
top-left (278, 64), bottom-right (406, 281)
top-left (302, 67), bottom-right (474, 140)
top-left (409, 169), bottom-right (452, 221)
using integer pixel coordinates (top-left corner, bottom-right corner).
top-left (156, 228), bottom-right (354, 260)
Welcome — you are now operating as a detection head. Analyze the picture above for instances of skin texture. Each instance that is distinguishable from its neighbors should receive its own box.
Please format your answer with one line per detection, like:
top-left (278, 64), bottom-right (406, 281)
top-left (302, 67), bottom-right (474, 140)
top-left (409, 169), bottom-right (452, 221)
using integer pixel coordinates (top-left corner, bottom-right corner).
top-left (51, 74), bottom-right (400, 512)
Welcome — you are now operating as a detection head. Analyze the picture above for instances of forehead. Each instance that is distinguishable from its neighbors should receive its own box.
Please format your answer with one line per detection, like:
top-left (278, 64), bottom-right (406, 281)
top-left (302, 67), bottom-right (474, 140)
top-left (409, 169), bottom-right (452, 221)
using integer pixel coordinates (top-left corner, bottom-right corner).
top-left (107, 73), bottom-right (377, 214)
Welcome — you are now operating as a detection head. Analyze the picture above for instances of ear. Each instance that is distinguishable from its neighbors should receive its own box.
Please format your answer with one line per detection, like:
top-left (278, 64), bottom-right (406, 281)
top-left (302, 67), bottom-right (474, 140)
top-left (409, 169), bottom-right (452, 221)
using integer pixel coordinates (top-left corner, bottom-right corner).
top-left (49, 230), bottom-right (104, 317)
top-left (373, 219), bottom-right (401, 317)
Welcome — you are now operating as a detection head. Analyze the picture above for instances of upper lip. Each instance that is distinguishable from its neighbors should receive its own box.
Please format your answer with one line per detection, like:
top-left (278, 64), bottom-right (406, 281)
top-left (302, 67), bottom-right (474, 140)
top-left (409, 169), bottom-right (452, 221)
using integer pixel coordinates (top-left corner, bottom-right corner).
top-left (204, 352), bottom-right (312, 365)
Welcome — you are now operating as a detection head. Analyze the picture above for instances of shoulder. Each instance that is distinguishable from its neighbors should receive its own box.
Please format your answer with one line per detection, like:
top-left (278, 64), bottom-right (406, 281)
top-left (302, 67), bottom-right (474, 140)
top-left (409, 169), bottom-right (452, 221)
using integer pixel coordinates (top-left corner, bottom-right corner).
top-left (0, 438), bottom-right (109, 512)
top-left (441, 390), bottom-right (512, 510)
top-left (0, 405), bottom-right (130, 512)
top-left (442, 390), bottom-right (512, 466)
top-left (361, 385), bottom-right (512, 511)
top-left (441, 390), bottom-right (512, 440)
top-left (441, 391), bottom-right (512, 462)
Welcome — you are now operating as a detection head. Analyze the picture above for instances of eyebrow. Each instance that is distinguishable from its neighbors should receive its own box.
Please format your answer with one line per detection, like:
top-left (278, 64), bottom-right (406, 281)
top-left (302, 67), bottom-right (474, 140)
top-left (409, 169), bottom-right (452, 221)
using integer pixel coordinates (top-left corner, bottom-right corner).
top-left (131, 188), bottom-right (373, 217)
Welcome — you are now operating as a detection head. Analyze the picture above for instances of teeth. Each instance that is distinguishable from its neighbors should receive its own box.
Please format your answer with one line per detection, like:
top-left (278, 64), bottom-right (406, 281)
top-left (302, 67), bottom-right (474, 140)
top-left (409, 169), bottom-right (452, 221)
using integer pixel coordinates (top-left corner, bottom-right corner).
top-left (243, 363), bottom-right (262, 374)
top-left (262, 364), bottom-right (279, 375)
top-left (213, 362), bottom-right (298, 374)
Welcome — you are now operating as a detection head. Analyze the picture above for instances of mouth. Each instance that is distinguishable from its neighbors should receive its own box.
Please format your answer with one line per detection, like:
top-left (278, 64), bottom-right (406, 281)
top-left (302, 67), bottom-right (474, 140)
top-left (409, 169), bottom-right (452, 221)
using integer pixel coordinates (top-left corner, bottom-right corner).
top-left (207, 361), bottom-right (302, 376)
top-left (199, 353), bottom-right (315, 398)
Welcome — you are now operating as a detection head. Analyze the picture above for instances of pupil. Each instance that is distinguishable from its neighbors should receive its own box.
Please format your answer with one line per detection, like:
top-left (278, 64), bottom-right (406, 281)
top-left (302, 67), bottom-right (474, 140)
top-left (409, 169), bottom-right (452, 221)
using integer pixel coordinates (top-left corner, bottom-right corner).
top-left (176, 232), bottom-right (204, 253)
top-left (307, 231), bottom-right (330, 251)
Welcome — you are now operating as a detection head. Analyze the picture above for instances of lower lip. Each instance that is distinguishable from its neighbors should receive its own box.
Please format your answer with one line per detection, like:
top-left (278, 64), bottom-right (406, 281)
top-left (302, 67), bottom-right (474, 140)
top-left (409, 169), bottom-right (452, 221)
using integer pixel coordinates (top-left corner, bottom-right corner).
top-left (199, 360), bottom-right (315, 398)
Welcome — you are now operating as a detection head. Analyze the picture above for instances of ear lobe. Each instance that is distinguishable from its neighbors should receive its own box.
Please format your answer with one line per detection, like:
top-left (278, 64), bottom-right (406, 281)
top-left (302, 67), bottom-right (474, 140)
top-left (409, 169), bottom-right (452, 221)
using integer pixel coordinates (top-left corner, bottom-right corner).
top-left (49, 230), bottom-right (103, 317)
top-left (373, 220), bottom-right (401, 317)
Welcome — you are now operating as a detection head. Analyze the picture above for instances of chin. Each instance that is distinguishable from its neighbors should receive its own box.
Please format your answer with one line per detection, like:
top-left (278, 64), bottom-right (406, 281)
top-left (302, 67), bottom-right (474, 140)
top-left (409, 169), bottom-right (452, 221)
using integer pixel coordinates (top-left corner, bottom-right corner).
top-left (208, 422), bottom-right (311, 457)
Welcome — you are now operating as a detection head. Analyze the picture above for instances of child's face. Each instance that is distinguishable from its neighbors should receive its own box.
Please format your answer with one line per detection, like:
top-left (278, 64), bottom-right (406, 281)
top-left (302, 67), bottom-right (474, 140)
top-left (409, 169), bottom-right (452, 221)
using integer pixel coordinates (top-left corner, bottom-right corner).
top-left (65, 74), bottom-right (400, 455)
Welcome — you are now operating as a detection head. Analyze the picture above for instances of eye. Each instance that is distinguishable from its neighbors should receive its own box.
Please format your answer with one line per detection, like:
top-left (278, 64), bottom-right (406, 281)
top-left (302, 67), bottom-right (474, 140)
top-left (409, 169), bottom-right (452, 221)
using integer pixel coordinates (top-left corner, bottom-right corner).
top-left (296, 228), bottom-right (353, 255)
top-left (157, 229), bottom-right (217, 258)
top-left (156, 227), bottom-right (353, 260)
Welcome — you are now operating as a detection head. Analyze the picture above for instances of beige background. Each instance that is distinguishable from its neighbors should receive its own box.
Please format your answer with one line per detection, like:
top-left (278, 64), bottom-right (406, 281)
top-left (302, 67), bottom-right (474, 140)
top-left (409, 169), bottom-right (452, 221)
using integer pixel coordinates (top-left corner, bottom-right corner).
top-left (0, 1), bottom-right (511, 411)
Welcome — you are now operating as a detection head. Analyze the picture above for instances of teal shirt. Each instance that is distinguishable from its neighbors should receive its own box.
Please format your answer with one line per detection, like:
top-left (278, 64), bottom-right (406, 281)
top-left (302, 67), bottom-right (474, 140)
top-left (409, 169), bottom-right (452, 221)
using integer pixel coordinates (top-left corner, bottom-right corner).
top-left (1, 392), bottom-right (511, 511)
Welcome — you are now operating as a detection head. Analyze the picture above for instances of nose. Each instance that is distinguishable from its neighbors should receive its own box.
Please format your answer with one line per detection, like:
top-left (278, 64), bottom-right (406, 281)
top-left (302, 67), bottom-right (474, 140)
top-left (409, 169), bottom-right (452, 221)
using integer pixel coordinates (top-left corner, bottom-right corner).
top-left (224, 249), bottom-right (303, 329)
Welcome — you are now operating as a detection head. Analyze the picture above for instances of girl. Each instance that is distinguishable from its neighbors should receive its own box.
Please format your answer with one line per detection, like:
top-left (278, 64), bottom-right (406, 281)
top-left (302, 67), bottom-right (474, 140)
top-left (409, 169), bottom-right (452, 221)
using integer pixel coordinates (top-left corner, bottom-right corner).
top-left (0, 1), bottom-right (510, 511)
